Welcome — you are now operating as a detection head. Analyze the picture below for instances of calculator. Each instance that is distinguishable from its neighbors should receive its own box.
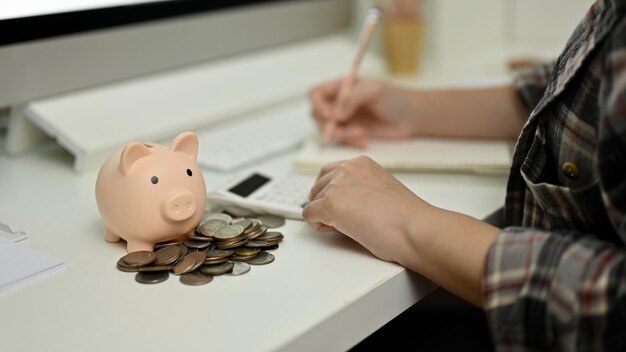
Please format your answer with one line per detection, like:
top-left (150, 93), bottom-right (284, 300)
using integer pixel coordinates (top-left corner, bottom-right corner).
top-left (206, 170), bottom-right (314, 219)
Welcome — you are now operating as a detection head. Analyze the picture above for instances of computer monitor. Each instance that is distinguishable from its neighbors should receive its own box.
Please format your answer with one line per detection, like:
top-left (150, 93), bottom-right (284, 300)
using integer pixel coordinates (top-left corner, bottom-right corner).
top-left (0, 0), bottom-right (350, 108)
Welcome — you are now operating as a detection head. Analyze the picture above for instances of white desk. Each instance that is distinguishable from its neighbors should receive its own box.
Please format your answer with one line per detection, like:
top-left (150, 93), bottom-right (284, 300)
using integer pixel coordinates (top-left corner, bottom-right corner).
top-left (0, 32), bottom-right (510, 351)
top-left (0, 125), bottom-right (507, 351)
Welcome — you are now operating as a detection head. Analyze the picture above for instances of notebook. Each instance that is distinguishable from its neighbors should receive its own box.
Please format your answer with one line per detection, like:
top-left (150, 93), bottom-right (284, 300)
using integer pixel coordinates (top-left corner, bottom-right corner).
top-left (293, 137), bottom-right (514, 175)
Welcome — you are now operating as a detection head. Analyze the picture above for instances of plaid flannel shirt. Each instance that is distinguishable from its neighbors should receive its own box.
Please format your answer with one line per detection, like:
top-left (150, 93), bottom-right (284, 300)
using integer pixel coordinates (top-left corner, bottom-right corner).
top-left (483, 0), bottom-right (626, 351)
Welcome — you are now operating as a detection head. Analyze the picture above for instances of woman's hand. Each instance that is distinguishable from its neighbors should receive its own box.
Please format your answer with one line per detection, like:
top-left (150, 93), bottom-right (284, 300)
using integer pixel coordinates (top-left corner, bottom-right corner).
top-left (302, 156), bottom-right (501, 306)
top-left (302, 156), bottom-right (436, 262)
top-left (309, 78), bottom-right (421, 147)
top-left (309, 77), bottom-right (526, 145)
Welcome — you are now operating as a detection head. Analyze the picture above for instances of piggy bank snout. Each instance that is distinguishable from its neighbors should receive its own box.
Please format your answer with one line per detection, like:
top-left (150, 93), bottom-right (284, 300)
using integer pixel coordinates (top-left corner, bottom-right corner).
top-left (161, 191), bottom-right (198, 222)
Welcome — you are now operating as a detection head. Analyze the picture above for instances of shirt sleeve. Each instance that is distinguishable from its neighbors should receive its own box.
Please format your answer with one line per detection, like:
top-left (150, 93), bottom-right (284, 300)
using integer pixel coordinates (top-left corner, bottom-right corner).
top-left (484, 228), bottom-right (626, 351)
top-left (512, 61), bottom-right (557, 116)
top-left (483, 19), bottom-right (626, 352)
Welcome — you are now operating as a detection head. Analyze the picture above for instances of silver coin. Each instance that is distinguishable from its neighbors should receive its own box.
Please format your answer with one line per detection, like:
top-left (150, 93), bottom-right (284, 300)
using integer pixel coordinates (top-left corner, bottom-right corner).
top-left (215, 224), bottom-right (245, 240)
top-left (246, 251), bottom-right (275, 265)
top-left (227, 262), bottom-right (251, 276)
top-left (180, 271), bottom-right (213, 286)
top-left (200, 262), bottom-right (234, 275)
top-left (198, 219), bottom-right (228, 236)
top-left (203, 213), bottom-right (232, 224)
top-left (153, 245), bottom-right (181, 266)
top-left (135, 271), bottom-right (169, 284)
top-left (257, 214), bottom-right (286, 228)
top-left (184, 239), bottom-right (212, 249)
top-left (187, 234), bottom-right (214, 241)
top-left (121, 251), bottom-right (157, 267)
top-left (233, 219), bottom-right (253, 232)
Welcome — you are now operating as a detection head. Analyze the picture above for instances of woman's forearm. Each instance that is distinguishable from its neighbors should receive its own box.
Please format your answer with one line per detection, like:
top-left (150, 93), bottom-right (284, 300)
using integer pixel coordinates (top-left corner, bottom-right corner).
top-left (396, 206), bottom-right (500, 306)
top-left (410, 85), bottom-right (527, 140)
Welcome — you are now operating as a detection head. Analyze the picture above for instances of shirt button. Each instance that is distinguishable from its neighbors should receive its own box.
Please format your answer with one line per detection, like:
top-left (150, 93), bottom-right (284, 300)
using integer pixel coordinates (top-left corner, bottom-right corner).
top-left (562, 161), bottom-right (579, 179)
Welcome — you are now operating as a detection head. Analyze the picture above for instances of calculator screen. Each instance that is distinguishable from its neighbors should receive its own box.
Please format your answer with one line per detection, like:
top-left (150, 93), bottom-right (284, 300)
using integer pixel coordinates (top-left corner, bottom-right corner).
top-left (228, 173), bottom-right (270, 197)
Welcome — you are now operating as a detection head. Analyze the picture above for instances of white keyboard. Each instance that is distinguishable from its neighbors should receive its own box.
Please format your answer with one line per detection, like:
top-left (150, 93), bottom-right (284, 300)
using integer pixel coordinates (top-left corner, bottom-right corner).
top-left (197, 99), bottom-right (315, 172)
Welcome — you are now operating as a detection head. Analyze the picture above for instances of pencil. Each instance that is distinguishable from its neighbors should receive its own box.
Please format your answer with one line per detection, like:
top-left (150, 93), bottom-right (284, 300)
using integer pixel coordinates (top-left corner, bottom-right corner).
top-left (322, 7), bottom-right (383, 145)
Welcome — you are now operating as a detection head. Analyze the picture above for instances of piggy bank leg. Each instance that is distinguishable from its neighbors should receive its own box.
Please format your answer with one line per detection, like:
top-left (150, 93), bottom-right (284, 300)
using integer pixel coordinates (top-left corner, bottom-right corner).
top-left (126, 240), bottom-right (155, 253)
top-left (105, 227), bottom-right (121, 243)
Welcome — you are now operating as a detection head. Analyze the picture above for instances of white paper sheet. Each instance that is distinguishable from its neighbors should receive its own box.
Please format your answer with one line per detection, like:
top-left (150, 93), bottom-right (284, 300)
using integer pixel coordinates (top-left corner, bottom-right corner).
top-left (0, 237), bottom-right (64, 293)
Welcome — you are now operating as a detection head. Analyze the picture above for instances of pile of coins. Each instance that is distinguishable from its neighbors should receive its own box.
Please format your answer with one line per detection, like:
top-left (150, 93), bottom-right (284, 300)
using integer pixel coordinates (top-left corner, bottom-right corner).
top-left (116, 208), bottom-right (286, 285)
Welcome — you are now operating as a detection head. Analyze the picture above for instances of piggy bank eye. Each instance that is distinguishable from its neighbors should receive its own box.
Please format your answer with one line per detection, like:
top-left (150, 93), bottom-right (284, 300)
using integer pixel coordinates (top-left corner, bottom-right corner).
top-left (151, 176), bottom-right (159, 184)
top-left (186, 169), bottom-right (192, 177)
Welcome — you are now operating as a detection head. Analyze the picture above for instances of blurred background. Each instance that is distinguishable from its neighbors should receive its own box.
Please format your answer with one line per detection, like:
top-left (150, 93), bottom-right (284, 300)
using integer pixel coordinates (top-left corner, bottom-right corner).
top-left (0, 0), bottom-right (596, 156)
top-left (352, 0), bottom-right (594, 85)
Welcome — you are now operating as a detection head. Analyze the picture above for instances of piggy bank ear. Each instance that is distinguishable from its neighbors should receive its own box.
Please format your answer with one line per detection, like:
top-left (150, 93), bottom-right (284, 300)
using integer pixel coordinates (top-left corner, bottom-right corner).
top-left (120, 142), bottom-right (152, 175)
top-left (169, 132), bottom-right (199, 159)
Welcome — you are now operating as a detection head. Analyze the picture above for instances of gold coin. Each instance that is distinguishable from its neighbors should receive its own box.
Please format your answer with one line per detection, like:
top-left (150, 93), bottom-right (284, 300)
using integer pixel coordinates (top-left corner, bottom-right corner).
top-left (154, 240), bottom-right (183, 250)
top-left (153, 245), bottom-right (181, 266)
top-left (184, 239), bottom-right (213, 249)
top-left (138, 264), bottom-right (173, 272)
top-left (204, 249), bottom-right (234, 259)
top-left (135, 271), bottom-right (169, 284)
top-left (121, 251), bottom-right (157, 267)
top-left (117, 258), bottom-right (139, 272)
top-left (178, 244), bottom-right (189, 258)
top-left (180, 271), bottom-right (213, 285)
top-left (187, 234), bottom-right (214, 241)
top-left (244, 240), bottom-right (275, 248)
top-left (216, 238), bottom-right (248, 249)
top-left (200, 262), bottom-right (234, 275)
top-left (245, 225), bottom-right (268, 240)
top-left (186, 251), bottom-right (207, 272)
top-left (171, 254), bottom-right (197, 275)
top-left (257, 231), bottom-right (284, 242)
top-left (203, 257), bottom-right (229, 265)
top-left (233, 247), bottom-right (260, 257)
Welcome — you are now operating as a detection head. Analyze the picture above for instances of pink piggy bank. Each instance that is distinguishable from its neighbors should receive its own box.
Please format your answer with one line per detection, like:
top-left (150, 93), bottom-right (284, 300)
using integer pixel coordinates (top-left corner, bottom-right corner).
top-left (95, 132), bottom-right (207, 253)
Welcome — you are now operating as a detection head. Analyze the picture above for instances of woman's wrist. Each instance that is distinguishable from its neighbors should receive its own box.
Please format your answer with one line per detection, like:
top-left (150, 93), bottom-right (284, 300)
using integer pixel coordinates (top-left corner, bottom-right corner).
top-left (397, 204), bottom-right (501, 306)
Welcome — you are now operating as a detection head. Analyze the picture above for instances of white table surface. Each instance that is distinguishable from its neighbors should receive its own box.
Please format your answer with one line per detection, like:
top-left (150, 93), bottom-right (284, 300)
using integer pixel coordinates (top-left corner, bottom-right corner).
top-left (0, 123), bottom-right (507, 351)
top-left (0, 28), bottom-right (513, 349)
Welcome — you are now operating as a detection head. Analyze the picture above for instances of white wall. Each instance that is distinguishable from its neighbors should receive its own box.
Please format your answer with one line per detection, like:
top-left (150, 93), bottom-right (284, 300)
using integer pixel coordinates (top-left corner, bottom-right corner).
top-left (510, 0), bottom-right (594, 56)
top-left (351, 0), bottom-right (595, 77)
